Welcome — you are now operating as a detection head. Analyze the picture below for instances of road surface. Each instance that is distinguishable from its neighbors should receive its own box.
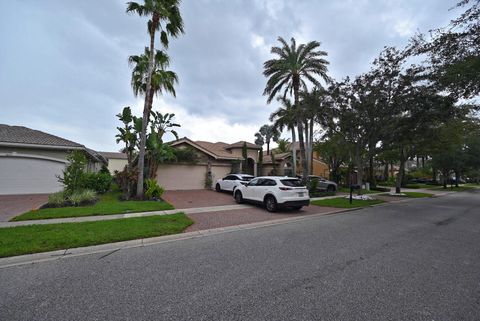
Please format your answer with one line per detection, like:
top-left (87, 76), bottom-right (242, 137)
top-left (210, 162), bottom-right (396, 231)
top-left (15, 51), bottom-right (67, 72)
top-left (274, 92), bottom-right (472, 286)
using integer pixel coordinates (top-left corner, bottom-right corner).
top-left (1, 191), bottom-right (479, 320)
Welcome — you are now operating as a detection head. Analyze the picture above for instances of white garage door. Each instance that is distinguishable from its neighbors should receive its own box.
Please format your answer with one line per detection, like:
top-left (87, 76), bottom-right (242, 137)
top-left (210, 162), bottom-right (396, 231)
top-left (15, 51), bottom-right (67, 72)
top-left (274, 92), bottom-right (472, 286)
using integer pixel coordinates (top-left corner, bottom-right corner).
top-left (0, 156), bottom-right (66, 195)
top-left (157, 164), bottom-right (207, 190)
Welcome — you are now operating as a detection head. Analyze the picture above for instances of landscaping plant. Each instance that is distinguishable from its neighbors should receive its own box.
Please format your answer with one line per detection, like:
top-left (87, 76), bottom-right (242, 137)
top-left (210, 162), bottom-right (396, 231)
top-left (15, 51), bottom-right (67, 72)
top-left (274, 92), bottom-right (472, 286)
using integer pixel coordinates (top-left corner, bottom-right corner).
top-left (144, 179), bottom-right (165, 200)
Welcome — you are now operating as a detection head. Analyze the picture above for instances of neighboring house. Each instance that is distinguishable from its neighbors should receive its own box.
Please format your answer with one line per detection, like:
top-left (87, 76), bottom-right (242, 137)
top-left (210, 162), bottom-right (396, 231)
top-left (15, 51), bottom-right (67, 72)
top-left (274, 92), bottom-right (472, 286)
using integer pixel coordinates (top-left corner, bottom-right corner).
top-left (99, 152), bottom-right (128, 174)
top-left (157, 137), bottom-right (261, 190)
top-left (0, 124), bottom-right (106, 195)
top-left (100, 137), bottom-right (262, 191)
top-left (261, 144), bottom-right (329, 178)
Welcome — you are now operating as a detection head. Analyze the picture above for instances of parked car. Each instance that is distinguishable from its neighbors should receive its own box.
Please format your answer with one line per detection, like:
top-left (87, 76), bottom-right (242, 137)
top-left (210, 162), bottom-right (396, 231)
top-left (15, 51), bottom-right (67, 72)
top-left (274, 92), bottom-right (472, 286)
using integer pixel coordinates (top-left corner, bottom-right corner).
top-left (306, 175), bottom-right (337, 192)
top-left (233, 176), bottom-right (310, 212)
top-left (215, 174), bottom-right (254, 192)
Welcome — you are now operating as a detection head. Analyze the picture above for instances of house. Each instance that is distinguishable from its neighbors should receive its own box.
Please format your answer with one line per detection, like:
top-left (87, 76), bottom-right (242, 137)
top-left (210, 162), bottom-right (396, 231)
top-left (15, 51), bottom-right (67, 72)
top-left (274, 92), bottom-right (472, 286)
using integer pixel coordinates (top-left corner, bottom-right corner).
top-left (261, 143), bottom-right (330, 178)
top-left (100, 137), bottom-right (262, 191)
top-left (0, 124), bottom-right (106, 195)
top-left (99, 151), bottom-right (128, 174)
top-left (157, 137), bottom-right (261, 190)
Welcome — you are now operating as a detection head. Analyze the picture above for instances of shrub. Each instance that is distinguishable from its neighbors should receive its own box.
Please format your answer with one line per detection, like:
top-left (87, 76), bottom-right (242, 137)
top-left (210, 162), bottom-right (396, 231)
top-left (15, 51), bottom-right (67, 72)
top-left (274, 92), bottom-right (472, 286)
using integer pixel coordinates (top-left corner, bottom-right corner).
top-left (371, 186), bottom-right (391, 192)
top-left (307, 177), bottom-right (319, 193)
top-left (310, 190), bottom-right (336, 198)
top-left (68, 189), bottom-right (97, 206)
top-left (48, 191), bottom-right (66, 207)
top-left (145, 179), bottom-right (165, 200)
top-left (81, 172), bottom-right (112, 194)
top-left (58, 150), bottom-right (87, 195)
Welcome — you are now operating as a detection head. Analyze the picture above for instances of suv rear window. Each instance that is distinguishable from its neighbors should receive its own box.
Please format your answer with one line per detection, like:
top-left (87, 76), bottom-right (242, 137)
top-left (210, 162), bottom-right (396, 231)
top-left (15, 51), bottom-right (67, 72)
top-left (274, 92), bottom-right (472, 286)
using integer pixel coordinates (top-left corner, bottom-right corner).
top-left (281, 179), bottom-right (304, 187)
top-left (241, 176), bottom-right (254, 181)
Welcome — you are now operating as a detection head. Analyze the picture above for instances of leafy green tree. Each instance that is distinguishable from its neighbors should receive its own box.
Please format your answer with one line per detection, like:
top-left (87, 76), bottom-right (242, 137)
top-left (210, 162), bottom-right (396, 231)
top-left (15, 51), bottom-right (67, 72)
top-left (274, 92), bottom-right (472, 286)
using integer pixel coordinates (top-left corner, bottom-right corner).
top-left (314, 133), bottom-right (351, 183)
top-left (276, 138), bottom-right (290, 153)
top-left (126, 0), bottom-right (184, 197)
top-left (263, 37), bottom-right (330, 182)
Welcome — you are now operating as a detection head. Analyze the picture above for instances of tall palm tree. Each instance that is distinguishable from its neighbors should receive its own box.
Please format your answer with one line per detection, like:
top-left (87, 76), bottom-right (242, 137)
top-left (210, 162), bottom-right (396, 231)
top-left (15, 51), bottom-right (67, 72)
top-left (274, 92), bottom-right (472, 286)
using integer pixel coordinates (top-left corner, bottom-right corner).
top-left (269, 97), bottom-right (298, 176)
top-left (263, 36), bottom-right (330, 182)
top-left (126, 0), bottom-right (184, 197)
top-left (129, 48), bottom-right (178, 110)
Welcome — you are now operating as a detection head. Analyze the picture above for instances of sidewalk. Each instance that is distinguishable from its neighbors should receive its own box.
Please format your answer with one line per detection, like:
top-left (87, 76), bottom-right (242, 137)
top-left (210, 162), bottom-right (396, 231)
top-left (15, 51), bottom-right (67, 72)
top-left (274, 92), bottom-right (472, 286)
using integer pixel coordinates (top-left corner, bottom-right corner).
top-left (0, 204), bottom-right (253, 228)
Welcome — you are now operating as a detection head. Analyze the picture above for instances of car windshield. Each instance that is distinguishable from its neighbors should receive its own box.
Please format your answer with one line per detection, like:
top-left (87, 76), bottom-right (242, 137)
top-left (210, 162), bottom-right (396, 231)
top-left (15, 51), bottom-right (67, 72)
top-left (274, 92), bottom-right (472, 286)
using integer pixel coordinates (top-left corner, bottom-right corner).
top-left (281, 179), bottom-right (304, 187)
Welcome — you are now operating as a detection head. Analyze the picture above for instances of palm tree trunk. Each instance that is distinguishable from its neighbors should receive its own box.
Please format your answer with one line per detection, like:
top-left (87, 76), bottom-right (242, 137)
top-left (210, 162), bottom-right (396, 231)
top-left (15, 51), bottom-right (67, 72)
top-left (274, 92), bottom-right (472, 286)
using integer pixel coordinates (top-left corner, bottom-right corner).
top-left (291, 127), bottom-right (297, 176)
top-left (293, 80), bottom-right (308, 183)
top-left (136, 16), bottom-right (158, 198)
top-left (396, 147), bottom-right (406, 194)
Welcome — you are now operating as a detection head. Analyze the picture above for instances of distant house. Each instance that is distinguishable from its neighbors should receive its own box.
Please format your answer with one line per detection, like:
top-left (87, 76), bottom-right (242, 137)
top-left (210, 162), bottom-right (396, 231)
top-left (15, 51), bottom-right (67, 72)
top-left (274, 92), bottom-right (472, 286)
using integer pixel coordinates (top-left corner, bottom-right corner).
top-left (261, 142), bottom-right (330, 178)
top-left (0, 124), bottom-right (106, 195)
top-left (98, 152), bottom-right (128, 174)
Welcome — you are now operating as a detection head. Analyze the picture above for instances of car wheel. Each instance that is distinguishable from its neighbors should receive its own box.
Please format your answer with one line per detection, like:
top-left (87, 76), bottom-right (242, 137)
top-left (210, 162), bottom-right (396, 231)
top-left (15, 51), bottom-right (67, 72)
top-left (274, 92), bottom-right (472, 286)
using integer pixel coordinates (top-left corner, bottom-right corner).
top-left (327, 185), bottom-right (336, 192)
top-left (291, 206), bottom-right (302, 211)
top-left (264, 195), bottom-right (277, 212)
top-left (234, 191), bottom-right (243, 204)
top-left (215, 183), bottom-right (221, 192)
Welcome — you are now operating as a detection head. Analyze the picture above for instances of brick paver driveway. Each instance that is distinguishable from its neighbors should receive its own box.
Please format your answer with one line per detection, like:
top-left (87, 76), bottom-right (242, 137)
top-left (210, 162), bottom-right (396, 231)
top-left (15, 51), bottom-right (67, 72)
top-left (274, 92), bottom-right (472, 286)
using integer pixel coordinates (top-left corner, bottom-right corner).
top-left (186, 204), bottom-right (342, 232)
top-left (0, 194), bottom-right (49, 222)
top-left (162, 189), bottom-right (236, 209)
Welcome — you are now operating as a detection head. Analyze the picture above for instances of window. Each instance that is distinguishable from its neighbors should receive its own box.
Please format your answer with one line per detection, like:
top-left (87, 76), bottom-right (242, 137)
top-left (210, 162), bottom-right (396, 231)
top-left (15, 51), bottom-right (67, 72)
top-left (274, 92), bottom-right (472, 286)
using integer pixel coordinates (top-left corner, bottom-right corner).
top-left (259, 179), bottom-right (277, 186)
top-left (281, 179), bottom-right (303, 187)
top-left (248, 178), bottom-right (260, 186)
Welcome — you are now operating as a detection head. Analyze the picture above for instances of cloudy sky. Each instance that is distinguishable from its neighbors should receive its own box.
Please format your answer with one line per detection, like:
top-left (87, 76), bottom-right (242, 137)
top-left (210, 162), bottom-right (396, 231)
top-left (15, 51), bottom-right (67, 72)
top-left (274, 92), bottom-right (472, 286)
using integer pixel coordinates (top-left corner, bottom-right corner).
top-left (0, 0), bottom-right (459, 152)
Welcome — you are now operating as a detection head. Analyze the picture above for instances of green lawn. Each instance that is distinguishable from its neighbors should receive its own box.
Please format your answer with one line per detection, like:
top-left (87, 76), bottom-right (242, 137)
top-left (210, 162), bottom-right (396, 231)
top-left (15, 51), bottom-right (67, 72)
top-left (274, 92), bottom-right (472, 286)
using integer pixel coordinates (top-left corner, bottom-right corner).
top-left (0, 213), bottom-right (192, 258)
top-left (383, 191), bottom-right (434, 198)
top-left (12, 188), bottom-right (174, 221)
top-left (311, 197), bottom-right (385, 208)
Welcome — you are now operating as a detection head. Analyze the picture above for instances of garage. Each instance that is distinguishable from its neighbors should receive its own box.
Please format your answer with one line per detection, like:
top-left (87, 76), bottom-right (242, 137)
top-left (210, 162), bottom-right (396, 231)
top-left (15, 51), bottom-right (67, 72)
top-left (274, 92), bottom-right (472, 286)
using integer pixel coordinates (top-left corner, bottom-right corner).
top-left (0, 155), bottom-right (66, 195)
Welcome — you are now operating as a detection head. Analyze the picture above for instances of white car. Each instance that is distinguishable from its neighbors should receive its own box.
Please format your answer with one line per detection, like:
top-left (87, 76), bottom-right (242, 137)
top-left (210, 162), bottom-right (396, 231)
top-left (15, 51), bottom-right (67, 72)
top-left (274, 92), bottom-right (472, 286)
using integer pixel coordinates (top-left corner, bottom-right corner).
top-left (233, 176), bottom-right (310, 212)
top-left (215, 174), bottom-right (255, 192)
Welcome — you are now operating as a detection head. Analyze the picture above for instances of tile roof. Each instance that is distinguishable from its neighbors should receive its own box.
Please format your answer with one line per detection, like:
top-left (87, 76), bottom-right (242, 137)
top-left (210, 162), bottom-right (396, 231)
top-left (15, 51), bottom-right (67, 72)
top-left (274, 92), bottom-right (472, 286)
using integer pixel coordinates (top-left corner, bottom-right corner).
top-left (99, 151), bottom-right (128, 160)
top-left (0, 124), bottom-right (84, 148)
top-left (263, 152), bottom-right (291, 164)
top-left (193, 141), bottom-right (238, 159)
top-left (225, 141), bottom-right (262, 150)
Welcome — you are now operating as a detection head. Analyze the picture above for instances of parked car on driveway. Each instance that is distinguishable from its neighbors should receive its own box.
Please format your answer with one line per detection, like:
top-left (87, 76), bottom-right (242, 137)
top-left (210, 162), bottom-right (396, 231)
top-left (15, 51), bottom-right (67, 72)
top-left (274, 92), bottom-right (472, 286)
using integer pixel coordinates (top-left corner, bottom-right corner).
top-left (234, 176), bottom-right (310, 212)
top-left (306, 175), bottom-right (337, 192)
top-left (215, 174), bottom-right (254, 192)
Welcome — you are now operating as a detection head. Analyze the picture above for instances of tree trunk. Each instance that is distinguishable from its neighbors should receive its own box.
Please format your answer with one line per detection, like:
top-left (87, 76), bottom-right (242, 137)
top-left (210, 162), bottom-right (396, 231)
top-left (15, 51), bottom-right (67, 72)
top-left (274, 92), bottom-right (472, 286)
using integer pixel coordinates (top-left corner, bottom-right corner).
top-left (369, 155), bottom-right (376, 187)
top-left (291, 127), bottom-right (297, 177)
top-left (266, 141), bottom-right (270, 155)
top-left (455, 170), bottom-right (459, 187)
top-left (384, 163), bottom-right (389, 181)
top-left (355, 143), bottom-right (363, 195)
top-left (136, 17), bottom-right (158, 198)
top-left (395, 147), bottom-right (405, 194)
top-left (293, 77), bottom-right (308, 183)
top-left (309, 119), bottom-right (314, 175)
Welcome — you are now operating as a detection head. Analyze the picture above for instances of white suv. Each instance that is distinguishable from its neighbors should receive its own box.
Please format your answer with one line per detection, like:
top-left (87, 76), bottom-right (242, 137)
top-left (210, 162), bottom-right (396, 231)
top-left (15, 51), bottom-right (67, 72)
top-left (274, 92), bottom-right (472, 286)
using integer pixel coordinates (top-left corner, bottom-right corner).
top-left (233, 176), bottom-right (310, 212)
top-left (215, 174), bottom-right (254, 192)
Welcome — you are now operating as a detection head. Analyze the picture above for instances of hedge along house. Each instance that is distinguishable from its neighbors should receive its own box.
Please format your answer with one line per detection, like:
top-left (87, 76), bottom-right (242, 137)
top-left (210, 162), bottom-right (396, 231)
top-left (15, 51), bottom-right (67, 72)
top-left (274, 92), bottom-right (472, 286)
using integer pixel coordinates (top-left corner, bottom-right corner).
top-left (155, 137), bottom-right (261, 190)
top-left (0, 124), bottom-right (107, 195)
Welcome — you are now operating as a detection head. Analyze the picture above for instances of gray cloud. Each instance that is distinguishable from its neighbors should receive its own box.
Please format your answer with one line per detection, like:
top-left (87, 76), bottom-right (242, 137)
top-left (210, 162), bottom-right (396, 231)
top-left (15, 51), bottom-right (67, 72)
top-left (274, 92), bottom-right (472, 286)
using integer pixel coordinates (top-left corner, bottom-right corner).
top-left (0, 0), bottom-right (459, 150)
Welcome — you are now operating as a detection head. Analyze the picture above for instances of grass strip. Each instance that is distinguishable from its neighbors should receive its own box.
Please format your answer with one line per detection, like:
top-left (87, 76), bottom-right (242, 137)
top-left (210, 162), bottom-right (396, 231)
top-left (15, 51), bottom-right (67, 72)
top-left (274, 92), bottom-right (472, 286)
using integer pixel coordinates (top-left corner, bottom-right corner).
top-left (0, 213), bottom-right (192, 258)
top-left (12, 189), bottom-right (174, 221)
top-left (311, 197), bottom-right (384, 208)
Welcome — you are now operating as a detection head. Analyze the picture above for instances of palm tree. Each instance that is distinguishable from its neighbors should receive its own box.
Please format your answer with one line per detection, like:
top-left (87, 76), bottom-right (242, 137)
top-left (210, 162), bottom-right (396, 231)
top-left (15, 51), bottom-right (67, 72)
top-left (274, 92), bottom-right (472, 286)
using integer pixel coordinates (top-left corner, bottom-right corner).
top-left (126, 0), bottom-right (184, 197)
top-left (129, 48), bottom-right (178, 111)
top-left (269, 97), bottom-right (297, 175)
top-left (254, 124), bottom-right (279, 155)
top-left (263, 36), bottom-right (330, 182)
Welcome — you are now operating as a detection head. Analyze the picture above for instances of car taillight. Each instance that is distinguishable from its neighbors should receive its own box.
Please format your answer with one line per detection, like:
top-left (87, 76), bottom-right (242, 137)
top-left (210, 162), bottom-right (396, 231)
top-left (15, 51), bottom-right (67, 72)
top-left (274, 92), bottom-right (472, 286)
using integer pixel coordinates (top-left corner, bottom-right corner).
top-left (279, 187), bottom-right (292, 191)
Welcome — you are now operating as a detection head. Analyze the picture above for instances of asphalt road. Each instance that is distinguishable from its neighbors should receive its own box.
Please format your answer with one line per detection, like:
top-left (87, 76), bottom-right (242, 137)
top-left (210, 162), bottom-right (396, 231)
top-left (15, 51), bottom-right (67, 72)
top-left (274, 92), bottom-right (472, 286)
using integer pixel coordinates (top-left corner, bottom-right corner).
top-left (1, 191), bottom-right (479, 321)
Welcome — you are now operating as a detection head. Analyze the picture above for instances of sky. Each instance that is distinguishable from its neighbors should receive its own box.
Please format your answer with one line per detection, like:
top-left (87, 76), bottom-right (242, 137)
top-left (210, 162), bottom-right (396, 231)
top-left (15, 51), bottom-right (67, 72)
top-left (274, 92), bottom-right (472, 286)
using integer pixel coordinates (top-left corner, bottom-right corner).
top-left (0, 0), bottom-right (460, 152)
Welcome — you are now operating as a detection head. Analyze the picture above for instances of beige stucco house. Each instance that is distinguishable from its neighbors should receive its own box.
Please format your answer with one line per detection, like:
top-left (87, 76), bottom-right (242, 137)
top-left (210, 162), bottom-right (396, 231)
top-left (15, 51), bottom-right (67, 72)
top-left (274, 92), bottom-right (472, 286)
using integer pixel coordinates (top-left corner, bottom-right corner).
top-left (0, 124), bottom-right (106, 195)
top-left (100, 137), bottom-right (262, 191)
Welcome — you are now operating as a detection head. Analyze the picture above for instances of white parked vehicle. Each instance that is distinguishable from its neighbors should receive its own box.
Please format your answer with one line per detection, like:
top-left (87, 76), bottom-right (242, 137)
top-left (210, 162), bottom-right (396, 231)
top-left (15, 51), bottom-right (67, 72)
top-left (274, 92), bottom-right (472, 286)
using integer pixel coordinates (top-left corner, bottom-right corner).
top-left (233, 176), bottom-right (310, 212)
top-left (215, 174), bottom-right (254, 192)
